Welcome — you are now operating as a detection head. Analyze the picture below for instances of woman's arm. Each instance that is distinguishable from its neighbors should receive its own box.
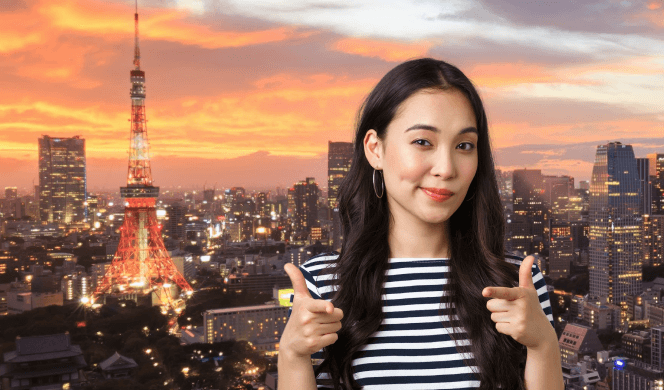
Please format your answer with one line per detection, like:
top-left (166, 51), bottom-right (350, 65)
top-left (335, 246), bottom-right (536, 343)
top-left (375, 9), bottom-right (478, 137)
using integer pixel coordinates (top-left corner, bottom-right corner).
top-left (278, 348), bottom-right (318, 390)
top-left (279, 263), bottom-right (343, 390)
top-left (524, 333), bottom-right (564, 390)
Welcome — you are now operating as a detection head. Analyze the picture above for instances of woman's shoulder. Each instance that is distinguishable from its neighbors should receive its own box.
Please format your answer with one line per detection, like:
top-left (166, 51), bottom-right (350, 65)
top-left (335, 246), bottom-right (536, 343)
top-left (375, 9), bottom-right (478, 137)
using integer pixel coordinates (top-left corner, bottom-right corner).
top-left (504, 252), bottom-right (538, 270)
top-left (300, 251), bottom-right (340, 273)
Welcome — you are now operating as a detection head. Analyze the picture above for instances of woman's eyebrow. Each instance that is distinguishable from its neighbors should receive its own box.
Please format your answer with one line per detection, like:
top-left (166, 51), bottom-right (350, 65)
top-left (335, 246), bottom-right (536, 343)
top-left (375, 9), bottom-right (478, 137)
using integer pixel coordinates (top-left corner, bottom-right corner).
top-left (405, 124), bottom-right (478, 135)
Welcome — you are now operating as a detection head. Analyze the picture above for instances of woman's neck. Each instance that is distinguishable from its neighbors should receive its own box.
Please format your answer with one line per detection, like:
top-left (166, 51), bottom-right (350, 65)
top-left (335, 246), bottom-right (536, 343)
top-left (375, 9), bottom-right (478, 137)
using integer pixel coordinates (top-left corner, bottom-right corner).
top-left (387, 214), bottom-right (450, 259)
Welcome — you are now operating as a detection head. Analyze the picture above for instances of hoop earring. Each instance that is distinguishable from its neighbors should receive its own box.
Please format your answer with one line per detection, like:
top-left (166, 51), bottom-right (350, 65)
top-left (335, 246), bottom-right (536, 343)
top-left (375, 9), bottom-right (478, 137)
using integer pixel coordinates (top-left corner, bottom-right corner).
top-left (464, 192), bottom-right (476, 202)
top-left (373, 169), bottom-right (384, 198)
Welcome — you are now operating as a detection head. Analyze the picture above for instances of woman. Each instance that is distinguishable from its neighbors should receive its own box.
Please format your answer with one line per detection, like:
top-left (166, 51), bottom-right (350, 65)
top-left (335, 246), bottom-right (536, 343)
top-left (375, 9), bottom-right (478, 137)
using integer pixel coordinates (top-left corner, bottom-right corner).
top-left (278, 58), bottom-right (563, 389)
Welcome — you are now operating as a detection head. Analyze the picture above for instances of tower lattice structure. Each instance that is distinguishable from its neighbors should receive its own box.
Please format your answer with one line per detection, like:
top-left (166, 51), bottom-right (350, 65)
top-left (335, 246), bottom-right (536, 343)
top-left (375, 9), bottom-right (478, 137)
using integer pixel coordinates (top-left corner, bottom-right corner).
top-left (92, 4), bottom-right (193, 314)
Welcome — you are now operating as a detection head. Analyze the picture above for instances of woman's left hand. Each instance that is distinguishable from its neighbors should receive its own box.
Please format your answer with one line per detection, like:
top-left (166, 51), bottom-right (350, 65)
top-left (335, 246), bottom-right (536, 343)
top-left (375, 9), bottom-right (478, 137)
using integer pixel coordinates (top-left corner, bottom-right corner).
top-left (482, 255), bottom-right (555, 350)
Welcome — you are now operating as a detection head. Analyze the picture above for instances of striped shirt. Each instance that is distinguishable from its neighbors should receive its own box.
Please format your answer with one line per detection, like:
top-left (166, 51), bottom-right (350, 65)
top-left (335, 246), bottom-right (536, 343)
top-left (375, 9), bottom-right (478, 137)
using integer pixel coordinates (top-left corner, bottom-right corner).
top-left (287, 252), bottom-right (555, 389)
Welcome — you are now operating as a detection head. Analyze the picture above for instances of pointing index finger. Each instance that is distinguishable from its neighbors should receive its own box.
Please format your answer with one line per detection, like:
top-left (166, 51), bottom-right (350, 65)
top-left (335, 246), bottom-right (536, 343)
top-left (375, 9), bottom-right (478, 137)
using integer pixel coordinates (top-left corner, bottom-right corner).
top-left (483, 286), bottom-right (519, 300)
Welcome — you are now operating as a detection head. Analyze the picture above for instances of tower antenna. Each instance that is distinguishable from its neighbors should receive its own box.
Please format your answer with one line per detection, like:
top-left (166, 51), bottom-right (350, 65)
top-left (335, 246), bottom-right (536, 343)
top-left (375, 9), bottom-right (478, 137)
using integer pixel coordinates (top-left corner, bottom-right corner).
top-left (133, 0), bottom-right (140, 69)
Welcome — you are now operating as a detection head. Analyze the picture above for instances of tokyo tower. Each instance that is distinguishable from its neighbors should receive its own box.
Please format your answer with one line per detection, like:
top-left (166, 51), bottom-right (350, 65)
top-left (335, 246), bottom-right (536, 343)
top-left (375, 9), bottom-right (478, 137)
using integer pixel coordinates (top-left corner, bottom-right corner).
top-left (91, 2), bottom-right (193, 316)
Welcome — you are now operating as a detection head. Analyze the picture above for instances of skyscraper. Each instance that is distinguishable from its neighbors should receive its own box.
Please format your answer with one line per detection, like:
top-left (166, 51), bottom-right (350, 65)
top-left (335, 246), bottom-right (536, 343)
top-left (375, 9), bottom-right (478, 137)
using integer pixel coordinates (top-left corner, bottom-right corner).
top-left (38, 135), bottom-right (86, 224)
top-left (542, 175), bottom-right (574, 224)
top-left (636, 157), bottom-right (652, 216)
top-left (508, 168), bottom-right (545, 256)
top-left (4, 187), bottom-right (17, 200)
top-left (648, 153), bottom-right (664, 214)
top-left (549, 222), bottom-right (573, 280)
top-left (292, 177), bottom-right (319, 236)
top-left (327, 141), bottom-right (353, 214)
top-left (328, 141), bottom-right (353, 251)
top-left (642, 215), bottom-right (664, 267)
top-left (588, 142), bottom-right (642, 307)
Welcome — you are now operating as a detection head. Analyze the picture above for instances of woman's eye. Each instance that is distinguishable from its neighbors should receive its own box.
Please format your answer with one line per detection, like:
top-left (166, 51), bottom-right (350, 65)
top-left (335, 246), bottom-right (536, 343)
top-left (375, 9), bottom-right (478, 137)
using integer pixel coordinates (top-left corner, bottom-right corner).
top-left (458, 142), bottom-right (475, 151)
top-left (412, 139), bottom-right (431, 147)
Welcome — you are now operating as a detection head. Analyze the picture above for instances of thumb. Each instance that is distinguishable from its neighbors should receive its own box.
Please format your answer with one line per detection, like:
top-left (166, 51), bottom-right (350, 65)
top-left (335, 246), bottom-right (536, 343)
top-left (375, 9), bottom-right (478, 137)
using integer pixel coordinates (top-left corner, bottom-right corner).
top-left (519, 255), bottom-right (536, 289)
top-left (284, 263), bottom-right (313, 299)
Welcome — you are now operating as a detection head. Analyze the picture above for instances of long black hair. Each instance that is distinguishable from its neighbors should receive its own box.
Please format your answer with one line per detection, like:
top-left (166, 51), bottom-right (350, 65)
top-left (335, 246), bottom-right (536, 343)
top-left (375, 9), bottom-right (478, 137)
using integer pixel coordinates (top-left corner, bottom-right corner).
top-left (316, 58), bottom-right (527, 389)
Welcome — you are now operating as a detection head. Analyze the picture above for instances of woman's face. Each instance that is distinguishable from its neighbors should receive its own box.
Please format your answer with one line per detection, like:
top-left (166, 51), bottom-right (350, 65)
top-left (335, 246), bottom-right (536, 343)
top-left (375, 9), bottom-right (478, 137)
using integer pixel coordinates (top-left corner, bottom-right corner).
top-left (366, 88), bottom-right (479, 228)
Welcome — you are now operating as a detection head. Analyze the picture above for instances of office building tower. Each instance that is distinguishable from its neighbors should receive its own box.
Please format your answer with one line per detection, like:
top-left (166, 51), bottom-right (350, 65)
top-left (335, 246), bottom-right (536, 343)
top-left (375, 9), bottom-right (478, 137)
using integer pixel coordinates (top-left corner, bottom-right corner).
top-left (648, 153), bottom-right (664, 214)
top-left (291, 178), bottom-right (319, 235)
top-left (328, 141), bottom-right (353, 251)
top-left (225, 187), bottom-right (246, 216)
top-left (543, 175), bottom-right (574, 225)
top-left (549, 222), bottom-right (573, 280)
top-left (651, 325), bottom-right (664, 371)
top-left (643, 215), bottom-right (664, 267)
top-left (588, 142), bottom-right (642, 306)
top-left (256, 191), bottom-right (268, 217)
top-left (203, 188), bottom-right (215, 204)
top-left (4, 187), bottom-right (17, 200)
top-left (636, 157), bottom-right (653, 216)
top-left (508, 168), bottom-right (545, 256)
top-left (86, 194), bottom-right (99, 226)
top-left (38, 135), bottom-right (86, 224)
top-left (327, 141), bottom-right (353, 214)
top-left (496, 168), bottom-right (513, 213)
top-left (164, 202), bottom-right (186, 240)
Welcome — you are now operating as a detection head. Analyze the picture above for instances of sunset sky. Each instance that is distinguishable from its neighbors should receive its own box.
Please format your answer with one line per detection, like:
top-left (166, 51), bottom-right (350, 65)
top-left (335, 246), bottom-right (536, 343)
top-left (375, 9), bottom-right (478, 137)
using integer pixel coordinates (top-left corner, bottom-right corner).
top-left (1, 0), bottom-right (663, 193)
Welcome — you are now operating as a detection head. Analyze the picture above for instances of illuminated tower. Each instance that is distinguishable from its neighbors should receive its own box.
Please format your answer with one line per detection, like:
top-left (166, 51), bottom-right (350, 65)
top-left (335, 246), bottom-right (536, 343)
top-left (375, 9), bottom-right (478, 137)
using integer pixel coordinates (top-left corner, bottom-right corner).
top-left (92, 3), bottom-right (193, 316)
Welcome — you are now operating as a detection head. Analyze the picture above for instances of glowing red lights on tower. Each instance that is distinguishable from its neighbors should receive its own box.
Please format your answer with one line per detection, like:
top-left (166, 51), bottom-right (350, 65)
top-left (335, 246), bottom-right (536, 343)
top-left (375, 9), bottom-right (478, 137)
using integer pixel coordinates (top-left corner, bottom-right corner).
top-left (91, 2), bottom-right (193, 316)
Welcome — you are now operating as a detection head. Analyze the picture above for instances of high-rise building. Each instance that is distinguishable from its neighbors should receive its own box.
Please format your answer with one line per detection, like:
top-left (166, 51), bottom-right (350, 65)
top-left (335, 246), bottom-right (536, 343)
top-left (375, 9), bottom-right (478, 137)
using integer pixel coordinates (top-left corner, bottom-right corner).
top-left (203, 188), bottom-right (215, 204)
top-left (507, 168), bottom-right (545, 256)
top-left (256, 191), bottom-right (268, 217)
top-left (164, 202), bottom-right (186, 240)
top-left (292, 177), bottom-right (319, 235)
top-left (4, 187), bottom-right (17, 200)
top-left (1, 187), bottom-right (25, 219)
top-left (636, 157), bottom-right (653, 216)
top-left (642, 215), bottom-right (664, 267)
top-left (543, 175), bottom-right (573, 225)
top-left (549, 222), bottom-right (573, 280)
top-left (328, 141), bottom-right (353, 251)
top-left (38, 135), bottom-right (86, 224)
top-left (327, 141), bottom-right (353, 214)
top-left (496, 168), bottom-right (513, 213)
top-left (648, 153), bottom-right (664, 214)
top-left (651, 325), bottom-right (664, 371)
top-left (647, 153), bottom-right (664, 214)
top-left (588, 142), bottom-right (642, 307)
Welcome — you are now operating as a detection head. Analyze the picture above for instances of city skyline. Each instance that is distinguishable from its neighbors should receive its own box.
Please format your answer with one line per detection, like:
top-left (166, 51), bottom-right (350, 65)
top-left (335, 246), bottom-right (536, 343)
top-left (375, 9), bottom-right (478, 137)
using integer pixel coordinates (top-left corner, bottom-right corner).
top-left (1, 0), bottom-right (663, 192)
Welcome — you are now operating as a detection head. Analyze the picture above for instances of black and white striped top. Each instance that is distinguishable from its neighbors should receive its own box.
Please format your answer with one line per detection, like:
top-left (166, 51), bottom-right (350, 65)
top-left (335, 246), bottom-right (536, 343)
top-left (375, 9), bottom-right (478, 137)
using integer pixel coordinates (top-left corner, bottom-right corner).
top-left (287, 252), bottom-right (555, 389)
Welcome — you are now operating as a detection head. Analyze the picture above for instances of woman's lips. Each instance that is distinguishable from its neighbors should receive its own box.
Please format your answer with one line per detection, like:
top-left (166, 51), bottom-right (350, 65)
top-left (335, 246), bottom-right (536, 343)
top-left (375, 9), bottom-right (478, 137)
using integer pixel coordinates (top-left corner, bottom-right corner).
top-left (421, 188), bottom-right (453, 202)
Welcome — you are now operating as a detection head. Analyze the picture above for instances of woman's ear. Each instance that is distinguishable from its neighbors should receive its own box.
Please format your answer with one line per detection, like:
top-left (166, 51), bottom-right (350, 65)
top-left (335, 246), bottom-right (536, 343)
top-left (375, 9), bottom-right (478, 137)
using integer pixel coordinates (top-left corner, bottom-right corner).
top-left (364, 129), bottom-right (382, 170)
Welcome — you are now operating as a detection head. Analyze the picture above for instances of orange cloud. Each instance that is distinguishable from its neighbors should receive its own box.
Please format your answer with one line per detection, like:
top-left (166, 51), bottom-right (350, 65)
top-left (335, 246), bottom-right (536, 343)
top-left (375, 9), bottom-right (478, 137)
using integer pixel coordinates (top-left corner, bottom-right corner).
top-left (0, 73), bottom-right (375, 163)
top-left (331, 37), bottom-right (432, 62)
top-left (467, 63), bottom-right (557, 88)
top-left (489, 118), bottom-right (663, 149)
top-left (38, 0), bottom-right (311, 49)
top-left (627, 2), bottom-right (664, 27)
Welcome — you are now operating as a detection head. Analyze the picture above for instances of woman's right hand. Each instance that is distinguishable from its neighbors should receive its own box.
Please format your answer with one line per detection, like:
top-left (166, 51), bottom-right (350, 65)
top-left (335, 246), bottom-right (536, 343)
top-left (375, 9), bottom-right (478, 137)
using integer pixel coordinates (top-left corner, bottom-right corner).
top-left (280, 263), bottom-right (344, 359)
